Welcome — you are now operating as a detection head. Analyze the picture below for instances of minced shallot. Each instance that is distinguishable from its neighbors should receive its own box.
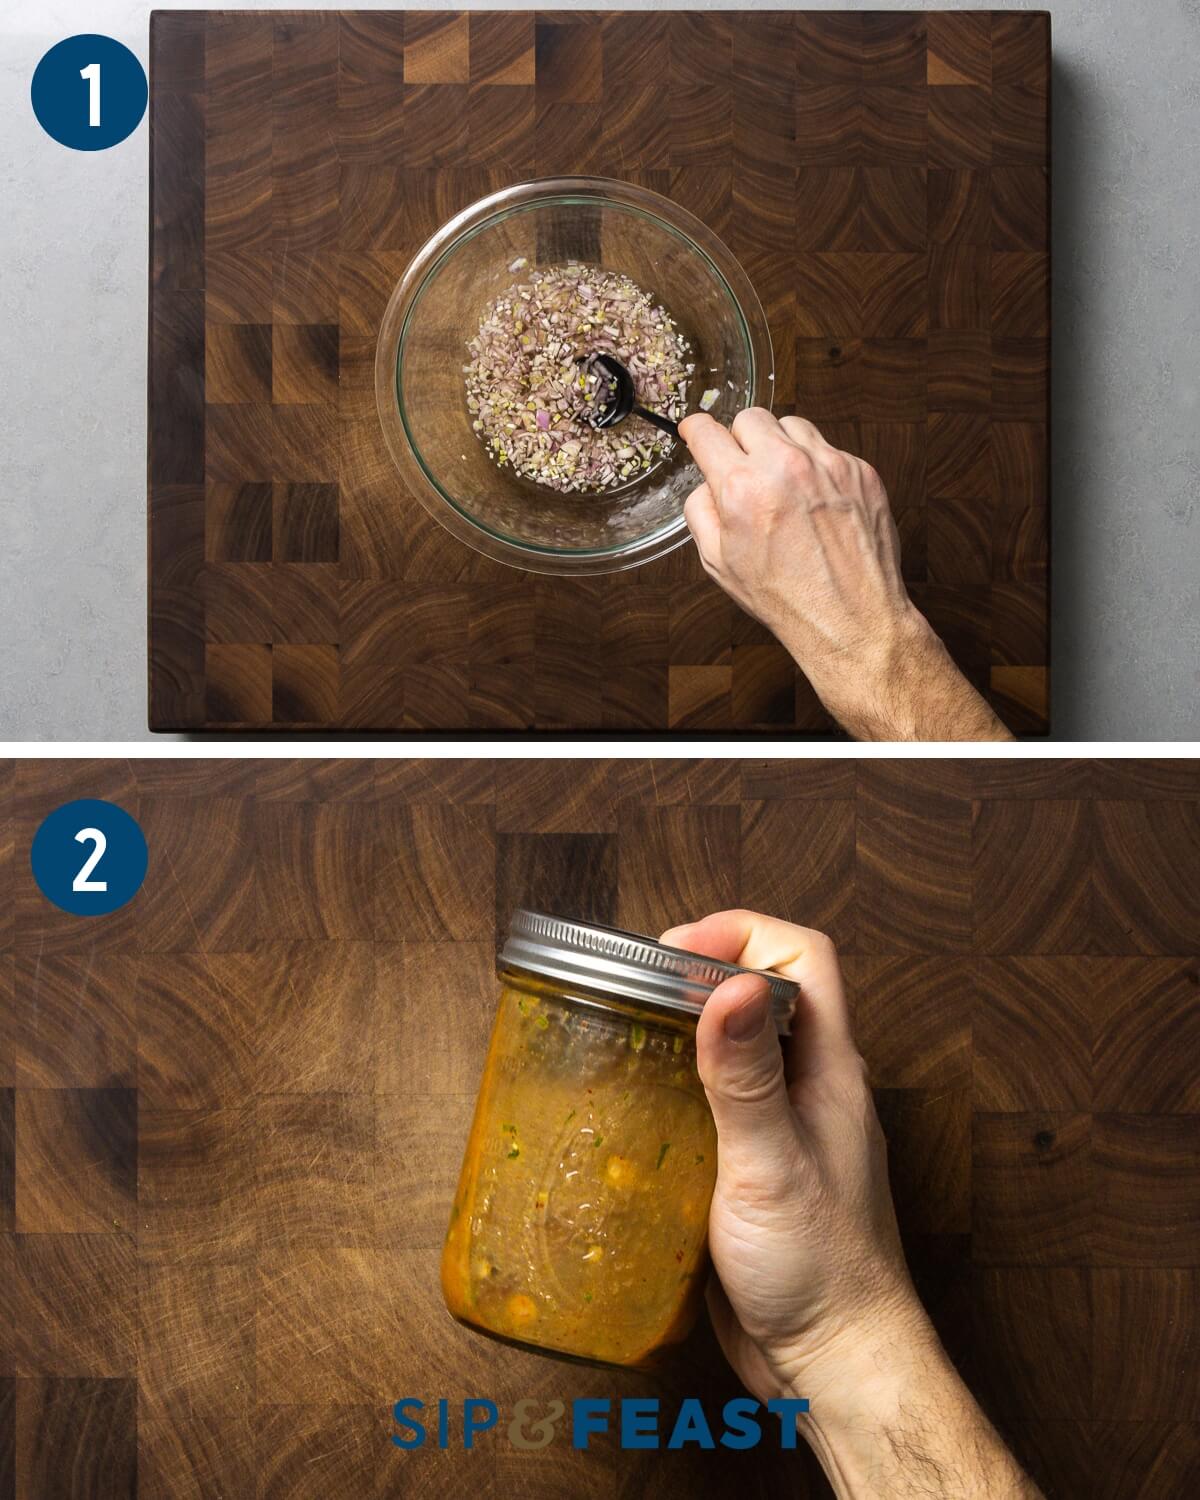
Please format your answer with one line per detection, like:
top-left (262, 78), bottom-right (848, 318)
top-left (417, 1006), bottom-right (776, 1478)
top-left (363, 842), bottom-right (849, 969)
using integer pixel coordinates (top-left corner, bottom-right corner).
top-left (464, 263), bottom-right (694, 493)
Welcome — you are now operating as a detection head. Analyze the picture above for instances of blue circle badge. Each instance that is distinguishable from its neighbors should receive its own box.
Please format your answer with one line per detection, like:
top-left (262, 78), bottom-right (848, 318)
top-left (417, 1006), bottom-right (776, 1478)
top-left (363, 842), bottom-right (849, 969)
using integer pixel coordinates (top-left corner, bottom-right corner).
top-left (32, 35), bottom-right (148, 151)
top-left (31, 799), bottom-right (149, 916)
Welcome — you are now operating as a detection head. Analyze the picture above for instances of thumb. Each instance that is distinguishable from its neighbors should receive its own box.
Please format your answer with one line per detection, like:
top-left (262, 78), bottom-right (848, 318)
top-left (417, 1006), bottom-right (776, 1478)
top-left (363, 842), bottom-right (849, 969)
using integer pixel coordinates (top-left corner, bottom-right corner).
top-left (696, 973), bottom-right (797, 1174)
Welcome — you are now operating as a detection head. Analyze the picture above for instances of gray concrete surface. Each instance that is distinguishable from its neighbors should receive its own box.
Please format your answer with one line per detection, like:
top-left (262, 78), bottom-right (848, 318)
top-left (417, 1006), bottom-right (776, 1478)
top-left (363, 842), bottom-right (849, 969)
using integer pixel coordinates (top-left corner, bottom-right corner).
top-left (1, 0), bottom-right (1197, 741)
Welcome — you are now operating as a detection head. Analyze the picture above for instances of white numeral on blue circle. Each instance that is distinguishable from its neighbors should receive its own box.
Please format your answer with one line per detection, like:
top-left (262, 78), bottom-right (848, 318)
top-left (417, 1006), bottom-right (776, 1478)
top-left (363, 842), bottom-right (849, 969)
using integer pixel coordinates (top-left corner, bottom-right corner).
top-left (32, 799), bottom-right (146, 915)
top-left (33, 36), bottom-right (146, 152)
top-left (80, 61), bottom-right (100, 126)
top-left (72, 827), bottom-right (108, 891)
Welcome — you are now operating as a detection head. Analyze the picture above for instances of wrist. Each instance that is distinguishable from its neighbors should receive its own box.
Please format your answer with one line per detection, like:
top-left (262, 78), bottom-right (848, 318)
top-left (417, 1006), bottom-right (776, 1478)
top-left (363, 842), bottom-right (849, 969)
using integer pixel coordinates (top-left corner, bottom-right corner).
top-left (773, 1294), bottom-right (943, 1417)
top-left (791, 606), bottom-right (1010, 742)
top-left (863, 604), bottom-right (942, 726)
top-left (790, 605), bottom-right (937, 740)
top-left (772, 1303), bottom-right (1039, 1500)
top-left (782, 1307), bottom-right (969, 1497)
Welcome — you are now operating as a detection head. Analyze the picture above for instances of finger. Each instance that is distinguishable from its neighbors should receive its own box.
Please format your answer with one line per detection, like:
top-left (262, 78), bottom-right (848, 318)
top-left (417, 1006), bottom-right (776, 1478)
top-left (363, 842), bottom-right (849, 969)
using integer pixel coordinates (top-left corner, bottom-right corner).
top-left (730, 406), bottom-right (788, 452)
top-left (694, 972), bottom-right (797, 1170)
top-left (661, 910), bottom-right (858, 1078)
top-left (683, 482), bottom-right (723, 571)
top-left (679, 412), bottom-right (744, 490)
top-left (778, 414), bottom-right (833, 451)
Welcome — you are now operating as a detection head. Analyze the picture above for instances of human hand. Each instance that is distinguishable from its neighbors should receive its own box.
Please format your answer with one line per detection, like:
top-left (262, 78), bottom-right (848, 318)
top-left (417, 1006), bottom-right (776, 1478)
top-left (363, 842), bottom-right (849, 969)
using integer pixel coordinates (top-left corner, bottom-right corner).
top-left (679, 411), bottom-right (1010, 741)
top-left (663, 908), bottom-right (1041, 1499)
top-left (659, 908), bottom-right (928, 1407)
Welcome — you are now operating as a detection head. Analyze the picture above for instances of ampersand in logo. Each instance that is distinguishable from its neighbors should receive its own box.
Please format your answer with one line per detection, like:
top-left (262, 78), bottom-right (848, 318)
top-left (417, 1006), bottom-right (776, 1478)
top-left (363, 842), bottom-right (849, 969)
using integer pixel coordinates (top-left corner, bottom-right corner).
top-left (508, 1398), bottom-right (565, 1450)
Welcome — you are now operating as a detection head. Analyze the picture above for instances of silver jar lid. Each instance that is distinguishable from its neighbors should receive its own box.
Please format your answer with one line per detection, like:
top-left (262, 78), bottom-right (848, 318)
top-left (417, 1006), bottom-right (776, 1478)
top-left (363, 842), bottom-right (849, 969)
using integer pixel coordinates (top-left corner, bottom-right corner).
top-left (499, 909), bottom-right (800, 1034)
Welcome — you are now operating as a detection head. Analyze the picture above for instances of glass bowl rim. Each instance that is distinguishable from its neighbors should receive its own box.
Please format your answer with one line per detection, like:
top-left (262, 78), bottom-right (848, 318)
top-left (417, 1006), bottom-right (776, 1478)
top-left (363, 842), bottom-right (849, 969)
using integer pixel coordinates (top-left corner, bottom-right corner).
top-left (374, 175), bottom-right (775, 576)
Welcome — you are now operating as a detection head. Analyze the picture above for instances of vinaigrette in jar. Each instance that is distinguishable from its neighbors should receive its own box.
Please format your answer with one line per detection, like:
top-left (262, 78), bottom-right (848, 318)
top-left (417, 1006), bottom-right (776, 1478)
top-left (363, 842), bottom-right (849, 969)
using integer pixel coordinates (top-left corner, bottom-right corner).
top-left (441, 911), bottom-right (798, 1369)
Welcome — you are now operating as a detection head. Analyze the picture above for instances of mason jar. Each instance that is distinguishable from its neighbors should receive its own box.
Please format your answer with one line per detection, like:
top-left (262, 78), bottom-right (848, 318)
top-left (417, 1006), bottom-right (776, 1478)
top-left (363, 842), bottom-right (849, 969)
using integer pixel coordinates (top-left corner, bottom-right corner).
top-left (441, 909), bottom-right (799, 1369)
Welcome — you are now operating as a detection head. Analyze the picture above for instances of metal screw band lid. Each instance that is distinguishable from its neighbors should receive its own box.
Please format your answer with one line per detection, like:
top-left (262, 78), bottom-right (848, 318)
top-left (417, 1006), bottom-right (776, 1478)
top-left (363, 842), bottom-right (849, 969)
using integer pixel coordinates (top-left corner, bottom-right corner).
top-left (499, 909), bottom-right (800, 1034)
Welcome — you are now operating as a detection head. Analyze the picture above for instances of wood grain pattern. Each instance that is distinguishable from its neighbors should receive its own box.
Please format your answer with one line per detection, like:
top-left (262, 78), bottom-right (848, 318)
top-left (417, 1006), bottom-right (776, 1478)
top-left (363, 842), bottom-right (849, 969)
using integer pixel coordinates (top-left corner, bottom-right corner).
top-left (147, 11), bottom-right (1052, 733)
top-left (10, 757), bottom-right (1191, 1496)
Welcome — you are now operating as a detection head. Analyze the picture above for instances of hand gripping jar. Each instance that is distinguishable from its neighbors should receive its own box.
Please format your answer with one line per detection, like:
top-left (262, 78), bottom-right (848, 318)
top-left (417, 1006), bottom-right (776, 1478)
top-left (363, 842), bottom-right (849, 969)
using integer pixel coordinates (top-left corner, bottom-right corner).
top-left (441, 909), bottom-right (800, 1369)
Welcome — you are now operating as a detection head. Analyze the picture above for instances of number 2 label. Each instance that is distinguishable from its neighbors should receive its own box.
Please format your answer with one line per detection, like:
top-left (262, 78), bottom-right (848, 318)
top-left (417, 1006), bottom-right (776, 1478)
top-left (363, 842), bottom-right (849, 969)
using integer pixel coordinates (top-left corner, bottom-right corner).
top-left (31, 798), bottom-right (147, 916)
top-left (80, 61), bottom-right (100, 126)
top-left (72, 827), bottom-right (108, 891)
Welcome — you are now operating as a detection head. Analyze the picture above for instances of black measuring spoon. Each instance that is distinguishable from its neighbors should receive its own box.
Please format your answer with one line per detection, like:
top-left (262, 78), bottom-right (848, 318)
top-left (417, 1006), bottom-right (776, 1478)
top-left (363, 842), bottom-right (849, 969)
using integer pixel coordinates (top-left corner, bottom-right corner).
top-left (577, 352), bottom-right (680, 441)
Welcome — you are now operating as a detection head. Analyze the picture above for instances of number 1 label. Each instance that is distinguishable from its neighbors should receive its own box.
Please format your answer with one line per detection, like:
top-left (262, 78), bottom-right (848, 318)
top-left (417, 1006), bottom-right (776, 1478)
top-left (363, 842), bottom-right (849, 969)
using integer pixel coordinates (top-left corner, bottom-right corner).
top-left (80, 61), bottom-right (100, 126)
top-left (33, 35), bottom-right (146, 151)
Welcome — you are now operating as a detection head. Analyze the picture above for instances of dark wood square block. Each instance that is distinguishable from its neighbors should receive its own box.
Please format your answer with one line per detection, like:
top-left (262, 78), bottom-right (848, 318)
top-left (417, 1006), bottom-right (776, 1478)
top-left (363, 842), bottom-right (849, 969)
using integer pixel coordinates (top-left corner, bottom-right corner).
top-left (148, 12), bottom-right (1051, 732)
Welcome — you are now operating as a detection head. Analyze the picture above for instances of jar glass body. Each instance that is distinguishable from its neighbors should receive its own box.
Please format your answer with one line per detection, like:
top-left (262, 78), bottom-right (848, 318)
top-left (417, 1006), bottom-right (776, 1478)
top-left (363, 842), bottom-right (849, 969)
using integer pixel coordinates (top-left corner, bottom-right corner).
top-left (441, 970), bottom-right (718, 1368)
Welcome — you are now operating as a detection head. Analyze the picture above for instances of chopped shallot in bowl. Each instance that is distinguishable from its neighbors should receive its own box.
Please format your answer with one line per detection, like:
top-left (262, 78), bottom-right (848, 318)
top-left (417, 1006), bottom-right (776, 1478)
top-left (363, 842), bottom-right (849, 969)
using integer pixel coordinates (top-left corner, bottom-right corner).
top-left (464, 264), bottom-right (694, 494)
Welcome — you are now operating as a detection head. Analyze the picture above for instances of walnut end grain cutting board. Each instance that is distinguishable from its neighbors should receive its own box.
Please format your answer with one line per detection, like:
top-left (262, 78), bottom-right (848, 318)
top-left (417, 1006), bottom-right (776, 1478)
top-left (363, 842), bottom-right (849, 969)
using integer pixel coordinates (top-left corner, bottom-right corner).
top-left (148, 12), bottom-right (1051, 733)
top-left (4, 759), bottom-right (1200, 1497)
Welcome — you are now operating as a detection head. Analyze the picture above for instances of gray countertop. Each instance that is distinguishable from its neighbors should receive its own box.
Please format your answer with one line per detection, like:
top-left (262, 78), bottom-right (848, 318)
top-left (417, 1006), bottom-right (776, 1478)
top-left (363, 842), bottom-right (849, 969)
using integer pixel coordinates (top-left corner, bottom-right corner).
top-left (1, 0), bottom-right (1197, 741)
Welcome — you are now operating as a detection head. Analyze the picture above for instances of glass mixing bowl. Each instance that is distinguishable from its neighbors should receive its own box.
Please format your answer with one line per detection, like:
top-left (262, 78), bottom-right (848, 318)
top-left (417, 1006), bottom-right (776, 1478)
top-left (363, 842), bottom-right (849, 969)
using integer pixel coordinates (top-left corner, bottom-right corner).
top-left (375, 177), bottom-right (773, 575)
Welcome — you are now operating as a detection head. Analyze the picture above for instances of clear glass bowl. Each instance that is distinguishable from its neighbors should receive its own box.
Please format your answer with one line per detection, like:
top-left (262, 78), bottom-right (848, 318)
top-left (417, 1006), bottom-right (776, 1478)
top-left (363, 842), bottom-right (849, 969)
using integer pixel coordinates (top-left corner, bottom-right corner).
top-left (375, 177), bottom-right (773, 575)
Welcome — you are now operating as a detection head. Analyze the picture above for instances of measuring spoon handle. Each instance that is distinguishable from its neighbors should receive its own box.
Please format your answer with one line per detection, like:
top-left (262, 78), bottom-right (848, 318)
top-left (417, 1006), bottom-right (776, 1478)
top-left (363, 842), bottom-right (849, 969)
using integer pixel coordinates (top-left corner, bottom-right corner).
top-left (634, 405), bottom-right (680, 441)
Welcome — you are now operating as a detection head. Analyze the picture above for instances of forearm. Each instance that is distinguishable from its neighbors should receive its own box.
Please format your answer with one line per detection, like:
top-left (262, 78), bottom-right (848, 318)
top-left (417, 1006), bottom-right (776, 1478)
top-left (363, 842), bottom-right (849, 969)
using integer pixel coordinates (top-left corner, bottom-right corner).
top-left (791, 1318), bottom-right (1042, 1499)
top-left (788, 609), bottom-right (1013, 743)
